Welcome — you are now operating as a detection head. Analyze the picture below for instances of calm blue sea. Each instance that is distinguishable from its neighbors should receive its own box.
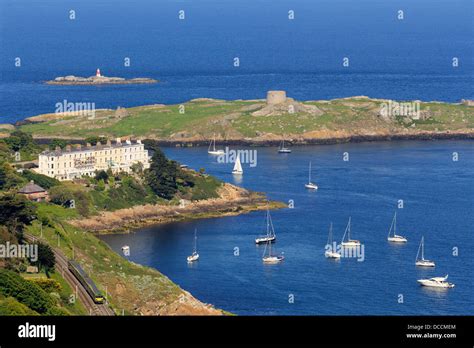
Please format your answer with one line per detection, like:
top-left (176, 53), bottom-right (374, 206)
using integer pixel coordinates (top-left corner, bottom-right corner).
top-left (1, 0), bottom-right (473, 123)
top-left (100, 141), bottom-right (474, 315)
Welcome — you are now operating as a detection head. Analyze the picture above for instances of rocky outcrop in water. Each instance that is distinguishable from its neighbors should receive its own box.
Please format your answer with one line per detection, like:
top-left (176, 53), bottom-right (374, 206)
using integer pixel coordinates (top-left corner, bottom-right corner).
top-left (46, 75), bottom-right (158, 85)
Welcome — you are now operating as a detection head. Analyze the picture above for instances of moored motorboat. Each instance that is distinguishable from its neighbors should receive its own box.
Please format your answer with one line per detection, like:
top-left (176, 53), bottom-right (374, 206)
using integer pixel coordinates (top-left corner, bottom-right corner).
top-left (417, 275), bottom-right (454, 288)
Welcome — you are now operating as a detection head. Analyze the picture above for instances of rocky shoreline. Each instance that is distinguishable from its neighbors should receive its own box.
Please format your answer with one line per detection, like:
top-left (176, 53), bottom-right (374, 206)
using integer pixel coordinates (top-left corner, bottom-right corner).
top-left (70, 184), bottom-right (285, 234)
top-left (29, 129), bottom-right (474, 148)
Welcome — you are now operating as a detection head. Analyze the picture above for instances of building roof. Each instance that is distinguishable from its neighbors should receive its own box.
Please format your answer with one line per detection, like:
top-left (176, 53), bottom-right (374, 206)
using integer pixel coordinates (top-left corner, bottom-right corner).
top-left (18, 181), bottom-right (47, 194)
top-left (40, 139), bottom-right (143, 157)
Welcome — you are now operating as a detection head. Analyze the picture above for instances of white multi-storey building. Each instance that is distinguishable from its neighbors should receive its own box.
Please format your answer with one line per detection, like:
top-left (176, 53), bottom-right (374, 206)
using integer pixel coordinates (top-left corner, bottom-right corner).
top-left (37, 139), bottom-right (150, 181)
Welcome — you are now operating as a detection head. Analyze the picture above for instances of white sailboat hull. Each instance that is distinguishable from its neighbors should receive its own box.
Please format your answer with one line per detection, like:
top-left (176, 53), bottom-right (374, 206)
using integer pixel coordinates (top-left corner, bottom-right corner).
top-left (255, 236), bottom-right (276, 244)
top-left (232, 170), bottom-right (243, 175)
top-left (278, 149), bottom-right (291, 153)
top-left (341, 240), bottom-right (361, 247)
top-left (187, 253), bottom-right (199, 262)
top-left (388, 235), bottom-right (407, 243)
top-left (305, 183), bottom-right (318, 190)
top-left (417, 279), bottom-right (454, 288)
top-left (325, 251), bottom-right (341, 259)
top-left (262, 255), bottom-right (284, 264)
top-left (208, 150), bottom-right (225, 155)
top-left (416, 259), bottom-right (435, 267)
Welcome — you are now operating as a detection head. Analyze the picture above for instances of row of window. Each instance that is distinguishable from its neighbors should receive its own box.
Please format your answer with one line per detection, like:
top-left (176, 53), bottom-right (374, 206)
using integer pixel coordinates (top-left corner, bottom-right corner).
top-left (47, 146), bottom-right (145, 161)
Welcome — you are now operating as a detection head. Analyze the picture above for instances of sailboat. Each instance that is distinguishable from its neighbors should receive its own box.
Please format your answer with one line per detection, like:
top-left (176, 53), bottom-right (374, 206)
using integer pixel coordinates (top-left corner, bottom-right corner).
top-left (262, 239), bottom-right (284, 264)
top-left (341, 217), bottom-right (361, 247)
top-left (187, 229), bottom-right (199, 263)
top-left (415, 236), bottom-right (435, 267)
top-left (387, 212), bottom-right (407, 243)
top-left (325, 222), bottom-right (341, 259)
top-left (232, 155), bottom-right (243, 175)
top-left (278, 140), bottom-right (291, 153)
top-left (208, 135), bottom-right (225, 155)
top-left (304, 161), bottom-right (318, 190)
top-left (418, 275), bottom-right (454, 288)
top-left (255, 207), bottom-right (276, 244)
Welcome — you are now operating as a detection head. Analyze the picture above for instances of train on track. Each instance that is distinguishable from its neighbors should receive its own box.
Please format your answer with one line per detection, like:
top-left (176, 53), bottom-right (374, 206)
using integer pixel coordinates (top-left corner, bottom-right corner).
top-left (68, 260), bottom-right (105, 304)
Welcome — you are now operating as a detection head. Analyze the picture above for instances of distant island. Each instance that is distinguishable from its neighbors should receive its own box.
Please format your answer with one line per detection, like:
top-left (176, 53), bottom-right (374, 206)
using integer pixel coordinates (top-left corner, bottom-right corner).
top-left (12, 91), bottom-right (474, 145)
top-left (45, 69), bottom-right (158, 85)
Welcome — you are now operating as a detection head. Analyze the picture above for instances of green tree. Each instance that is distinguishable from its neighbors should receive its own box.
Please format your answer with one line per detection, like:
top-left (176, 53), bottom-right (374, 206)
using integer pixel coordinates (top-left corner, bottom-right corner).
top-left (0, 163), bottom-right (23, 190)
top-left (35, 243), bottom-right (56, 275)
top-left (95, 170), bottom-right (109, 182)
top-left (0, 194), bottom-right (36, 240)
top-left (4, 131), bottom-right (35, 152)
top-left (84, 136), bottom-right (107, 146)
top-left (48, 186), bottom-right (75, 206)
top-left (145, 148), bottom-right (179, 200)
top-left (48, 139), bottom-right (67, 150)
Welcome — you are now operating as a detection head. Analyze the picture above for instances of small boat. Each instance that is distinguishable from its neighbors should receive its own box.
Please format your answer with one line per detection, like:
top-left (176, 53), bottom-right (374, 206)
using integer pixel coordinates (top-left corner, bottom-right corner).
top-left (304, 161), bottom-right (318, 190)
top-left (415, 236), bottom-right (435, 267)
top-left (341, 217), bottom-right (361, 247)
top-left (232, 155), bottom-right (243, 175)
top-left (208, 135), bottom-right (225, 155)
top-left (418, 275), bottom-right (454, 288)
top-left (278, 140), bottom-right (292, 153)
top-left (187, 229), bottom-right (200, 263)
top-left (325, 222), bottom-right (341, 259)
top-left (255, 207), bottom-right (276, 244)
top-left (121, 245), bottom-right (130, 254)
top-left (262, 241), bottom-right (284, 264)
top-left (387, 212), bottom-right (407, 243)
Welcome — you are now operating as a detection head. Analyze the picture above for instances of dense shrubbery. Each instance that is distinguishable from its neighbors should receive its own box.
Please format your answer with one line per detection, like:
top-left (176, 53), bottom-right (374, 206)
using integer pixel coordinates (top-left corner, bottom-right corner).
top-left (0, 162), bottom-right (23, 190)
top-left (48, 186), bottom-right (90, 216)
top-left (0, 295), bottom-right (39, 315)
top-left (29, 278), bottom-right (61, 294)
top-left (21, 170), bottom-right (60, 189)
top-left (0, 269), bottom-right (56, 314)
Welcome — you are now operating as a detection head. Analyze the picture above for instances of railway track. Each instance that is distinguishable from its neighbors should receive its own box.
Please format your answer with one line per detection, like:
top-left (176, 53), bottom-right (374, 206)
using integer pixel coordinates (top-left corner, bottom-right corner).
top-left (25, 233), bottom-right (115, 316)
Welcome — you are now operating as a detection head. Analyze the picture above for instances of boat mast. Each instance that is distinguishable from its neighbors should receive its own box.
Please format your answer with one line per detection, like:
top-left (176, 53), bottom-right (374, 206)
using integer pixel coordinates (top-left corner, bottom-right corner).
top-left (342, 217), bottom-right (351, 243)
top-left (347, 216), bottom-right (351, 240)
top-left (193, 229), bottom-right (197, 254)
top-left (327, 222), bottom-right (333, 245)
top-left (421, 236), bottom-right (424, 260)
top-left (308, 161), bottom-right (311, 183)
top-left (394, 212), bottom-right (396, 236)
top-left (416, 237), bottom-right (422, 261)
top-left (388, 212), bottom-right (396, 238)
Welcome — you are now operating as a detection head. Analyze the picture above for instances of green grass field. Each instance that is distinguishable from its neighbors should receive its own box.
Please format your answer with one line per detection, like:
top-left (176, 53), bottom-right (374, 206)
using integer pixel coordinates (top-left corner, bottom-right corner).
top-left (18, 98), bottom-right (473, 141)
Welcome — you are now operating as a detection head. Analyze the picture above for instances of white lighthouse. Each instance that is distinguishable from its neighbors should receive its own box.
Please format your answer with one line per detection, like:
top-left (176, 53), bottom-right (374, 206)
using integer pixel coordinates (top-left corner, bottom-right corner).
top-left (96, 68), bottom-right (101, 77)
